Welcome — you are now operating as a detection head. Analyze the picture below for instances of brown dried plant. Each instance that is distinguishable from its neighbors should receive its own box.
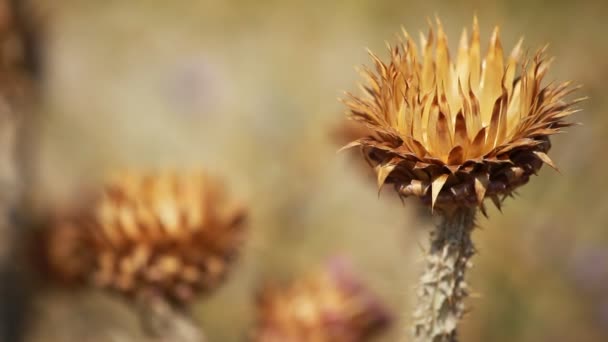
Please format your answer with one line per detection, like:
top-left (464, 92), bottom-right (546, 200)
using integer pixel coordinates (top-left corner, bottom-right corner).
top-left (340, 16), bottom-right (582, 342)
top-left (252, 258), bottom-right (391, 342)
top-left (41, 170), bottom-right (247, 306)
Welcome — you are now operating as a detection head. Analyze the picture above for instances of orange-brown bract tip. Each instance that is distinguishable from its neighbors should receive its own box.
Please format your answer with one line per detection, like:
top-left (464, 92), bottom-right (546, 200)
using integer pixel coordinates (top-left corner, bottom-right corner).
top-left (340, 16), bottom-right (582, 211)
top-left (472, 15), bottom-right (480, 33)
top-left (459, 28), bottom-right (468, 48)
top-left (435, 15), bottom-right (444, 31)
top-left (511, 37), bottom-right (524, 57)
top-left (431, 174), bottom-right (449, 211)
top-left (491, 26), bottom-right (500, 40)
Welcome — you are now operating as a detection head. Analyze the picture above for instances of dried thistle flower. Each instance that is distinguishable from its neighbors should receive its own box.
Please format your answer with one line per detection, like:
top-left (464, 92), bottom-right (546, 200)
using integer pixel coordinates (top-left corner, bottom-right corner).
top-left (341, 16), bottom-right (582, 212)
top-left (340, 16), bottom-right (582, 342)
top-left (252, 258), bottom-right (392, 342)
top-left (41, 170), bottom-right (247, 305)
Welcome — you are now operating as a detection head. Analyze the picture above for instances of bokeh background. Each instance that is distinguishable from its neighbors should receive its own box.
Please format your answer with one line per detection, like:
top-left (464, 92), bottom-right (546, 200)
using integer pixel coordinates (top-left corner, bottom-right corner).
top-left (2, 0), bottom-right (607, 341)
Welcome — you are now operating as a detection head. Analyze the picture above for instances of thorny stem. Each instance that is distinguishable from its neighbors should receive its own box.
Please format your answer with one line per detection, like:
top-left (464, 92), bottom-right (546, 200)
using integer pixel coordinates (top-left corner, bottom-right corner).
top-left (413, 206), bottom-right (476, 342)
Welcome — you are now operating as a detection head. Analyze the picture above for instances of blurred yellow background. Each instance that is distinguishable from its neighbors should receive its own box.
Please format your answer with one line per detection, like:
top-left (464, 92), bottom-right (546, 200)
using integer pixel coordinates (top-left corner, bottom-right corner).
top-left (23, 0), bottom-right (608, 341)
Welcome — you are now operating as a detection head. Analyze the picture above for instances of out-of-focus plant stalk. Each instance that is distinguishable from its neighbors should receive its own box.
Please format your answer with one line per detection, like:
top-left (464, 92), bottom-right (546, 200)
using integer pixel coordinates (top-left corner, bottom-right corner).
top-left (413, 207), bottom-right (476, 342)
top-left (0, 1), bottom-right (44, 341)
top-left (137, 291), bottom-right (206, 342)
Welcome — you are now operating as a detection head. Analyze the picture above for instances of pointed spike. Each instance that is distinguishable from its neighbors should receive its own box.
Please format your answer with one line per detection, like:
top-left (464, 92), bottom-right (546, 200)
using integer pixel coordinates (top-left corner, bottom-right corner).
top-left (533, 151), bottom-right (559, 172)
top-left (401, 26), bottom-right (410, 40)
top-left (495, 138), bottom-right (540, 155)
top-left (490, 195), bottom-right (502, 212)
top-left (485, 96), bottom-right (504, 151)
top-left (405, 31), bottom-right (420, 65)
top-left (426, 102), bottom-right (441, 155)
top-left (456, 27), bottom-right (469, 84)
top-left (504, 38), bottom-right (523, 99)
top-left (376, 163), bottom-right (397, 190)
top-left (434, 14), bottom-right (443, 28)
top-left (474, 173), bottom-right (490, 205)
top-left (468, 75), bottom-right (482, 131)
top-left (458, 79), bottom-right (475, 139)
top-left (425, 16), bottom-right (434, 30)
top-left (470, 15), bottom-right (481, 90)
top-left (480, 202), bottom-right (488, 218)
top-left (384, 40), bottom-right (392, 53)
top-left (367, 49), bottom-right (388, 78)
top-left (469, 127), bottom-right (487, 158)
top-left (435, 15), bottom-right (451, 92)
top-left (511, 37), bottom-right (524, 60)
top-left (361, 148), bottom-right (376, 169)
top-left (337, 140), bottom-right (362, 153)
top-left (398, 193), bottom-right (406, 206)
top-left (571, 96), bottom-right (589, 104)
top-left (419, 31), bottom-right (427, 53)
top-left (436, 110), bottom-right (452, 159)
top-left (480, 26), bottom-right (505, 126)
top-left (447, 145), bottom-right (465, 166)
top-left (414, 161), bottom-right (430, 170)
top-left (421, 25), bottom-right (435, 93)
top-left (420, 180), bottom-right (431, 196)
top-left (459, 28), bottom-right (469, 50)
top-left (431, 174), bottom-right (450, 211)
top-left (410, 139), bottom-right (428, 157)
top-left (454, 111), bottom-right (470, 155)
top-left (447, 163), bottom-right (460, 173)
top-left (490, 26), bottom-right (502, 51)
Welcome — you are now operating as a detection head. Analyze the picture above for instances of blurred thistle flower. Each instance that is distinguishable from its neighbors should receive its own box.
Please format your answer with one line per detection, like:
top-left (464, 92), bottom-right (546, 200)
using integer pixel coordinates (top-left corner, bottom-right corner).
top-left (341, 16), bottom-right (583, 212)
top-left (252, 258), bottom-right (392, 342)
top-left (340, 16), bottom-right (583, 342)
top-left (39, 170), bottom-right (247, 306)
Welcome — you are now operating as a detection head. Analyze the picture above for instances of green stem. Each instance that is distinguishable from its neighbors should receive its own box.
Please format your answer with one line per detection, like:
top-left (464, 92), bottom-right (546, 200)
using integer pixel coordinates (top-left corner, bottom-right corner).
top-left (413, 207), bottom-right (477, 342)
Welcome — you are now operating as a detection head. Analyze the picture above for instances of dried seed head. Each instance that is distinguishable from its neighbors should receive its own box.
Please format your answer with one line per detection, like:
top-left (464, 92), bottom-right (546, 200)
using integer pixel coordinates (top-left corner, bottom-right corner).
top-left (41, 170), bottom-right (247, 305)
top-left (252, 258), bottom-right (392, 342)
top-left (341, 16), bottom-right (582, 210)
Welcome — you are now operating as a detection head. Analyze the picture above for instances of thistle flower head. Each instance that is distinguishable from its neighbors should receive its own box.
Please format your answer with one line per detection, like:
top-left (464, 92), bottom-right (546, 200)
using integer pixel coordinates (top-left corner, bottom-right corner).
top-left (42, 170), bottom-right (247, 305)
top-left (253, 258), bottom-right (391, 342)
top-left (342, 17), bottom-right (582, 210)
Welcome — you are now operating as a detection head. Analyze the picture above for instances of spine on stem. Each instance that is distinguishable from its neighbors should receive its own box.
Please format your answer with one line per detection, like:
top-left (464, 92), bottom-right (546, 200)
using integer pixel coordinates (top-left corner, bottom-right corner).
top-left (413, 207), bottom-right (477, 342)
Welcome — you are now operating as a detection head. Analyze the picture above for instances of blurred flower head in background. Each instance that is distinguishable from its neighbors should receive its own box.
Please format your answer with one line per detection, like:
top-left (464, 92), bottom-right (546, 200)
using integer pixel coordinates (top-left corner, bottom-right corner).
top-left (38, 170), bottom-right (247, 306)
top-left (252, 257), bottom-right (392, 342)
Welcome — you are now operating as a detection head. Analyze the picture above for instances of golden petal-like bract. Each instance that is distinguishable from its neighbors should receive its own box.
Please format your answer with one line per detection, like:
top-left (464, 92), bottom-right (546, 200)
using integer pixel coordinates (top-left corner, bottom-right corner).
top-left (42, 170), bottom-right (247, 305)
top-left (342, 17), bottom-right (583, 210)
top-left (252, 259), bottom-right (391, 342)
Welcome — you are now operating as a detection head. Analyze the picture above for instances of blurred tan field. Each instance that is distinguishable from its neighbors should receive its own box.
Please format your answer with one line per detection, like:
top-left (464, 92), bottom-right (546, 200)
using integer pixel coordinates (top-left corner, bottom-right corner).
top-left (1, 0), bottom-right (607, 341)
